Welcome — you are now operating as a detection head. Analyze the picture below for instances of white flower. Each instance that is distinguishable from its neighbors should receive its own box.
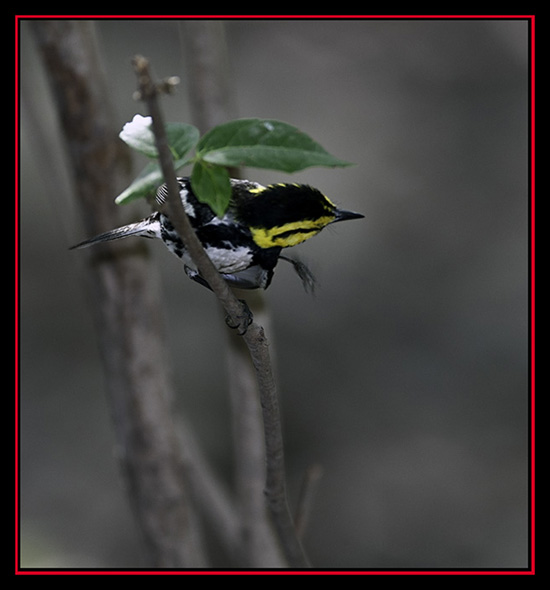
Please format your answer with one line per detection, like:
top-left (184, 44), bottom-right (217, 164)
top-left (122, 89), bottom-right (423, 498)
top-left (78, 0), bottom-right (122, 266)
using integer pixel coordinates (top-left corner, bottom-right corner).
top-left (123, 114), bottom-right (152, 133)
top-left (119, 115), bottom-right (157, 157)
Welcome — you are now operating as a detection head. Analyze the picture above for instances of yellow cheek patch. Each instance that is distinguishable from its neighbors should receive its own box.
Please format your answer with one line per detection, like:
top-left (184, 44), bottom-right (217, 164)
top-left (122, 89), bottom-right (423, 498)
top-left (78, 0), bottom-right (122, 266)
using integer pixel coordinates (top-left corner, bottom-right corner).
top-left (250, 217), bottom-right (334, 248)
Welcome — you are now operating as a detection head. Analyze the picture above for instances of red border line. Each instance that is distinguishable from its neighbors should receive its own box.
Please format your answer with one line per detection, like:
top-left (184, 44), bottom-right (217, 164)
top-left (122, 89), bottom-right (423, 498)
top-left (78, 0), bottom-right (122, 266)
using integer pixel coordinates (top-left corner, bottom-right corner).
top-left (15, 14), bottom-right (536, 576)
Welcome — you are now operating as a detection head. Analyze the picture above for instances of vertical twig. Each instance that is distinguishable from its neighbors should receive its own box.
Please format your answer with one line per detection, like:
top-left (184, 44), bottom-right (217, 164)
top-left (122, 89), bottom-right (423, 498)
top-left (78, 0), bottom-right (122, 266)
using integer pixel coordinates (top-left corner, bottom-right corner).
top-left (179, 20), bottom-right (237, 134)
top-left (180, 20), bottom-right (285, 567)
top-left (294, 464), bottom-right (324, 539)
top-left (31, 20), bottom-right (206, 568)
top-left (132, 54), bottom-right (309, 568)
top-left (133, 55), bottom-right (248, 329)
top-left (245, 326), bottom-right (309, 568)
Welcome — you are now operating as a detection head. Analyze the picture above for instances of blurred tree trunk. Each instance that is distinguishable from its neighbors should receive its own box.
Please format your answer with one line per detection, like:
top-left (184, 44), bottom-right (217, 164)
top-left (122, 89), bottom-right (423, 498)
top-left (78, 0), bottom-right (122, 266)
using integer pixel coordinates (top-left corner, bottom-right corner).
top-left (31, 19), bottom-right (206, 568)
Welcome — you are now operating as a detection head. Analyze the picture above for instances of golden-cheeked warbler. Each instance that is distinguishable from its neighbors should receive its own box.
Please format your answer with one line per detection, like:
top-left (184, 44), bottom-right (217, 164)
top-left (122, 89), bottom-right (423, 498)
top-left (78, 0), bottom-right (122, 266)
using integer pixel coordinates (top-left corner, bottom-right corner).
top-left (71, 177), bottom-right (364, 291)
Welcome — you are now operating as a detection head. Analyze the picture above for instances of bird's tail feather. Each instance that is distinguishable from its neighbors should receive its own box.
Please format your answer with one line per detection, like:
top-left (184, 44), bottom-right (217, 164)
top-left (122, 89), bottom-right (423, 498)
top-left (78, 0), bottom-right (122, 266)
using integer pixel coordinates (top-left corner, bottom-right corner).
top-left (279, 255), bottom-right (316, 294)
top-left (70, 214), bottom-right (161, 250)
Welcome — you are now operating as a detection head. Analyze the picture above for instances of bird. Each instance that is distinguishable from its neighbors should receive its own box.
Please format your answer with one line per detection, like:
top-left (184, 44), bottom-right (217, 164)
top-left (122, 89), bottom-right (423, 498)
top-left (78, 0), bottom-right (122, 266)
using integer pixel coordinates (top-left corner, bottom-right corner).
top-left (71, 176), bottom-right (364, 292)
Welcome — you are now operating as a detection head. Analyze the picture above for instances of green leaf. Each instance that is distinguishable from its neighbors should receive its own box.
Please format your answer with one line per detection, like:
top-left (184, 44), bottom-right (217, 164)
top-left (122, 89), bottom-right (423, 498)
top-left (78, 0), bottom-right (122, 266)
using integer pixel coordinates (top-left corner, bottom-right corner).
top-left (115, 161), bottom-right (161, 204)
top-left (115, 153), bottom-right (194, 205)
top-left (191, 161), bottom-right (231, 218)
top-left (165, 122), bottom-right (200, 160)
top-left (196, 118), bottom-right (353, 173)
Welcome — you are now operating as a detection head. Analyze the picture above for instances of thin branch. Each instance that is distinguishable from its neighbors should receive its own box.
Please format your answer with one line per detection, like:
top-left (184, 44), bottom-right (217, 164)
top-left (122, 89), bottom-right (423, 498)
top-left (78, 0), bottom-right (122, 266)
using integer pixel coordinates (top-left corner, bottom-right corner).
top-left (294, 464), bottom-right (324, 539)
top-left (244, 325), bottom-right (309, 568)
top-left (133, 56), bottom-right (249, 331)
top-left (132, 55), bottom-right (309, 568)
top-left (175, 418), bottom-right (242, 551)
top-left (181, 20), bottom-right (285, 567)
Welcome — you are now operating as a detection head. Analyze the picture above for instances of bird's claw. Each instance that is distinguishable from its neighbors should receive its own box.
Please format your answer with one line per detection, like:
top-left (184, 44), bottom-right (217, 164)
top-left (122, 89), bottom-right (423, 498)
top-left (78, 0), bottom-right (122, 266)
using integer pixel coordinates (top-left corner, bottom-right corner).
top-left (185, 266), bottom-right (253, 335)
top-left (225, 300), bottom-right (253, 335)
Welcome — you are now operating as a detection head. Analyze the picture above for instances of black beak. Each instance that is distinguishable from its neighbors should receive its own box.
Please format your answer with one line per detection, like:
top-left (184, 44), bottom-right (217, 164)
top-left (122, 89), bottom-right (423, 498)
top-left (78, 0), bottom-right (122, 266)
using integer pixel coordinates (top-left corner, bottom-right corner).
top-left (333, 208), bottom-right (365, 223)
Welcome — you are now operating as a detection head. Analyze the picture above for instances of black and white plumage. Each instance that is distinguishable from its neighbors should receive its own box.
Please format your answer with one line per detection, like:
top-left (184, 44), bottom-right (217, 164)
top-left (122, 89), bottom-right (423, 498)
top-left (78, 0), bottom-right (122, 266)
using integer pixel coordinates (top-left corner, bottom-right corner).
top-left (71, 177), bottom-right (363, 291)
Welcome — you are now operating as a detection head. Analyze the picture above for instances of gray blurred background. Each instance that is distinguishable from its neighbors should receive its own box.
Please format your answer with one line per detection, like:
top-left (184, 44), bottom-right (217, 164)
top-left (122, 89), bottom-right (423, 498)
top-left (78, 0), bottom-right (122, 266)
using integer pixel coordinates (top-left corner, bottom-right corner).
top-left (19, 18), bottom-right (530, 569)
